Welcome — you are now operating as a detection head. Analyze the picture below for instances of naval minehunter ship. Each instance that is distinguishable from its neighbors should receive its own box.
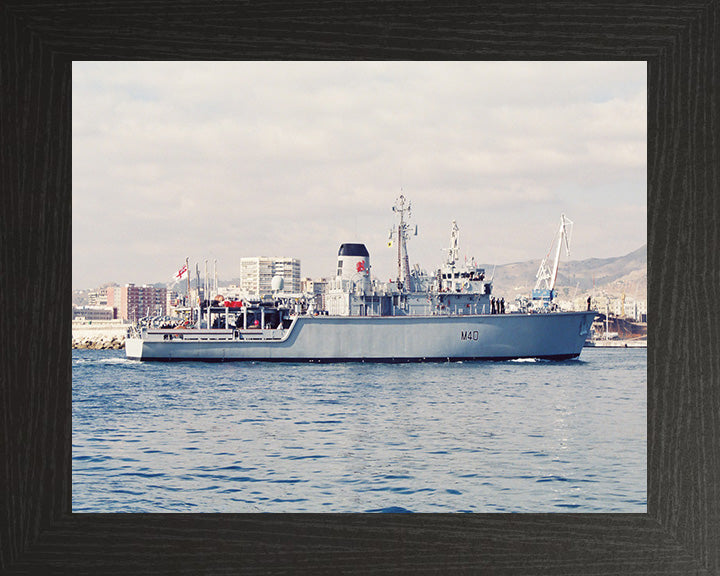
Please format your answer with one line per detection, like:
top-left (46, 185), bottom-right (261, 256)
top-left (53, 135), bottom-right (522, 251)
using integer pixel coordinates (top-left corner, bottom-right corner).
top-left (126, 196), bottom-right (596, 362)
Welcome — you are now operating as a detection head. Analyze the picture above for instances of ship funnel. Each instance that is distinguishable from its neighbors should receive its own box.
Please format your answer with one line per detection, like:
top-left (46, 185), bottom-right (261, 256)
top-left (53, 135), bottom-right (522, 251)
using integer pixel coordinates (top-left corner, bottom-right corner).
top-left (336, 243), bottom-right (370, 287)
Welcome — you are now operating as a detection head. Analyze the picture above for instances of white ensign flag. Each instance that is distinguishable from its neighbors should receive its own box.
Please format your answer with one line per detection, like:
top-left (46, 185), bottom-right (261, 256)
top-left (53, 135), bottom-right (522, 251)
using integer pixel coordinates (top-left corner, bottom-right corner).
top-left (173, 263), bottom-right (189, 282)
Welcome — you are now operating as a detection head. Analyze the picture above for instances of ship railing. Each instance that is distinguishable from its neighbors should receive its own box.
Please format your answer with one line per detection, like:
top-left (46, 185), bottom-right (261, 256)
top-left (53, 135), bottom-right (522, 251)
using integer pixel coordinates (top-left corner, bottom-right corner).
top-left (233, 315), bottom-right (298, 342)
top-left (127, 323), bottom-right (143, 338)
top-left (139, 316), bottom-right (299, 343)
top-left (162, 330), bottom-right (234, 342)
top-left (234, 329), bottom-right (287, 341)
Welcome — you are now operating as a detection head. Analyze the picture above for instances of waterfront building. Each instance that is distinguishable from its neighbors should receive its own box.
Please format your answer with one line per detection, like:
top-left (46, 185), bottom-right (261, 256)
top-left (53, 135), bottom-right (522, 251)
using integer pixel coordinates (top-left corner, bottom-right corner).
top-left (592, 294), bottom-right (647, 323)
top-left (239, 257), bottom-right (301, 296)
top-left (166, 290), bottom-right (182, 316)
top-left (218, 284), bottom-right (245, 300)
top-left (625, 298), bottom-right (647, 322)
top-left (607, 296), bottom-right (647, 322)
top-left (72, 305), bottom-right (115, 321)
top-left (87, 288), bottom-right (108, 307)
top-left (301, 277), bottom-right (329, 311)
top-left (106, 284), bottom-right (167, 321)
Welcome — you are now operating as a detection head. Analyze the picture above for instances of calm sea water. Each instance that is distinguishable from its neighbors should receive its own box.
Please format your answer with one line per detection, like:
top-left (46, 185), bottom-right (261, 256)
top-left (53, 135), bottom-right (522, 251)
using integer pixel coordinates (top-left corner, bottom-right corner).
top-left (72, 348), bottom-right (646, 513)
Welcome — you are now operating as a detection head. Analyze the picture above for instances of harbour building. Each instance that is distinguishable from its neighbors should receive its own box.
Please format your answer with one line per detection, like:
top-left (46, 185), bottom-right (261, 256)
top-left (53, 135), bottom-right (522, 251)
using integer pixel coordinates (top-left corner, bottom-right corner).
top-left (239, 257), bottom-right (301, 296)
top-left (106, 284), bottom-right (167, 321)
top-left (72, 305), bottom-right (115, 321)
top-left (166, 290), bottom-right (182, 316)
top-left (301, 277), bottom-right (329, 311)
top-left (87, 288), bottom-right (108, 306)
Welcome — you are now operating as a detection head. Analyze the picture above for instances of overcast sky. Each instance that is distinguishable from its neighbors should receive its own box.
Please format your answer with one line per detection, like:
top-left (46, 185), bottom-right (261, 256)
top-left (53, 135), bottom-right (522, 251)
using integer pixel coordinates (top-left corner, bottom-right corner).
top-left (72, 61), bottom-right (646, 290)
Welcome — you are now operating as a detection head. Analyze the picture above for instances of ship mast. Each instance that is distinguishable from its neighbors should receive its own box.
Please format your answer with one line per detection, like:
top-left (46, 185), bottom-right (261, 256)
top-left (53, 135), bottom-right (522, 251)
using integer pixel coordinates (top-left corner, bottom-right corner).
top-left (185, 257), bottom-right (190, 306)
top-left (390, 194), bottom-right (415, 291)
top-left (447, 220), bottom-right (459, 266)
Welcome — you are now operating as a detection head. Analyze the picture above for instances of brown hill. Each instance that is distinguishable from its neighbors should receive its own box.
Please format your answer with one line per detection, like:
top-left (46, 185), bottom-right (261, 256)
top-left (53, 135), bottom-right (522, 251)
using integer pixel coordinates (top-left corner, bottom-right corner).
top-left (483, 245), bottom-right (647, 302)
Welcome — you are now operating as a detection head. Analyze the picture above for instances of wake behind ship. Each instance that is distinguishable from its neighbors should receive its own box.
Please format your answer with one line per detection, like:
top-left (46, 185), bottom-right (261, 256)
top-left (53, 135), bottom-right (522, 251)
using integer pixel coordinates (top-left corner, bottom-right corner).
top-left (126, 196), bottom-right (596, 362)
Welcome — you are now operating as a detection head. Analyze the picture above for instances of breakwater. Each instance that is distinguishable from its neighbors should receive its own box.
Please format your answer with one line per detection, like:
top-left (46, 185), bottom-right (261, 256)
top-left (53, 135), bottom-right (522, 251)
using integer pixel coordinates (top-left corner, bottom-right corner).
top-left (72, 321), bottom-right (129, 350)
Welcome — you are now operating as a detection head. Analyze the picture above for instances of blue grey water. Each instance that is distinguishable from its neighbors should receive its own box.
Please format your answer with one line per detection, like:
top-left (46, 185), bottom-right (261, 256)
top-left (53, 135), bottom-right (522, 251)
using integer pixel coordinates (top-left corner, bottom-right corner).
top-left (72, 348), bottom-right (646, 513)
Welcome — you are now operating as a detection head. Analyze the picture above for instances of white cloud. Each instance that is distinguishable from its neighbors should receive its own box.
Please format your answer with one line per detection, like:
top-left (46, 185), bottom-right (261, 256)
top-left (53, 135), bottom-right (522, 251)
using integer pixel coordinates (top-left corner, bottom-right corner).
top-left (72, 61), bottom-right (646, 289)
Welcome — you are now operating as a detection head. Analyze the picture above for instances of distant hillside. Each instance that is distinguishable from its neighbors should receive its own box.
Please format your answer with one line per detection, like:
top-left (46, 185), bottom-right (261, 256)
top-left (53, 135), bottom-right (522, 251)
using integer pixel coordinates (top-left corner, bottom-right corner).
top-left (484, 245), bottom-right (647, 302)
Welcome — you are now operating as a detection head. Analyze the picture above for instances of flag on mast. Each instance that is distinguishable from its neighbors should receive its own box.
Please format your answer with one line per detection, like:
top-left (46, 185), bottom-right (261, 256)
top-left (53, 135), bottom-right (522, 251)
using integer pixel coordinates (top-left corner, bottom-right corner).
top-left (173, 263), bottom-right (189, 282)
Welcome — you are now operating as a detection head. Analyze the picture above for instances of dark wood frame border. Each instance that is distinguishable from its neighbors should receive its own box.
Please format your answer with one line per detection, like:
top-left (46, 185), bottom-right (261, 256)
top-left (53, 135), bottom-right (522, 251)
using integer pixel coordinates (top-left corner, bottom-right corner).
top-left (2, 2), bottom-right (718, 574)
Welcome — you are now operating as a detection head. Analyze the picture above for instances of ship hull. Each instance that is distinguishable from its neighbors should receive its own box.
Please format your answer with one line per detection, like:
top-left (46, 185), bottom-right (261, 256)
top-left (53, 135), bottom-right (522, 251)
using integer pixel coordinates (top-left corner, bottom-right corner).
top-left (126, 311), bottom-right (596, 362)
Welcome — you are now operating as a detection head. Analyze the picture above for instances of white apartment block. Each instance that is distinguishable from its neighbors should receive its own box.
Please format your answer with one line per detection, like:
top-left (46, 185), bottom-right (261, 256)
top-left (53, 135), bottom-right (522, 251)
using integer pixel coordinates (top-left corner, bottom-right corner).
top-left (166, 290), bottom-right (182, 315)
top-left (218, 284), bottom-right (245, 300)
top-left (301, 277), bottom-right (329, 311)
top-left (596, 295), bottom-right (647, 322)
top-left (239, 257), bottom-right (301, 296)
top-left (87, 288), bottom-right (108, 306)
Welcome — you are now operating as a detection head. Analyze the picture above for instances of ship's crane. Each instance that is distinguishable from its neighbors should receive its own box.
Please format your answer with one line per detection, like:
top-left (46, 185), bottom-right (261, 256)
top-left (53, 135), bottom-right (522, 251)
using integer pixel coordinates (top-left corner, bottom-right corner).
top-left (532, 214), bottom-right (573, 302)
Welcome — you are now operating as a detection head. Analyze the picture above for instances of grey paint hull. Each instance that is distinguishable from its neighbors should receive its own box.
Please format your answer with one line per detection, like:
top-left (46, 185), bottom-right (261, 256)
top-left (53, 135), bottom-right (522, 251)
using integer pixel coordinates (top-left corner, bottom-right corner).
top-left (126, 311), bottom-right (596, 362)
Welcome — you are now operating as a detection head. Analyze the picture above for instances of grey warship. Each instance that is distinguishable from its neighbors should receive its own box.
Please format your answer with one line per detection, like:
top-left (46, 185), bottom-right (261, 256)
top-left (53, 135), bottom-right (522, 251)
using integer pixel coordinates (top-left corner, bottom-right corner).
top-left (126, 196), bottom-right (596, 362)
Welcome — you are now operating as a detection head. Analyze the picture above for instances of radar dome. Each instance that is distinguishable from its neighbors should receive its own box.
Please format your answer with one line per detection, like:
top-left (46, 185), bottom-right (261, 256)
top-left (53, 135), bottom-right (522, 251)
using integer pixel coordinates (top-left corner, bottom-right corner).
top-left (271, 275), bottom-right (284, 292)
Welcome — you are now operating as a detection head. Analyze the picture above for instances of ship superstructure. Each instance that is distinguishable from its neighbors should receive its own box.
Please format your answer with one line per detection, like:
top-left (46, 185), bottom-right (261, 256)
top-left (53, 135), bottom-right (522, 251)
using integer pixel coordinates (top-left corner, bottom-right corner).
top-left (325, 208), bottom-right (494, 318)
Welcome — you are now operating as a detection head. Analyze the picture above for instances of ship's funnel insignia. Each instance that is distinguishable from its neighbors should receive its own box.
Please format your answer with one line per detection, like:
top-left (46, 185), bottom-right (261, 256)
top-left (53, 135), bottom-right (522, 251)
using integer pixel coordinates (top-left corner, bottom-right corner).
top-left (337, 243), bottom-right (370, 281)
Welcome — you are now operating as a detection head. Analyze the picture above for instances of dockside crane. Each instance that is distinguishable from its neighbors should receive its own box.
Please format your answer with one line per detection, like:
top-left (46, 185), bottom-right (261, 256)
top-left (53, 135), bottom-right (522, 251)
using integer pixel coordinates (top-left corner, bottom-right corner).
top-left (532, 214), bottom-right (573, 304)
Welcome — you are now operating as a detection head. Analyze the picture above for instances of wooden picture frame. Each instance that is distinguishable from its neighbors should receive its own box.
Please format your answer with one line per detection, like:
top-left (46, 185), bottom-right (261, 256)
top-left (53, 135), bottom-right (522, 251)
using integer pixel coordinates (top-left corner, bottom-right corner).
top-left (2, 2), bottom-right (717, 573)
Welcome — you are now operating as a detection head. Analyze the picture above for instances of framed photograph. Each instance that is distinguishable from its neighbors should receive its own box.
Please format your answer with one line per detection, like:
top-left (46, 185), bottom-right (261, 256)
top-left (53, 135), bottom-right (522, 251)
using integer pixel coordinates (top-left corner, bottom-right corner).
top-left (2, 2), bottom-right (717, 574)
